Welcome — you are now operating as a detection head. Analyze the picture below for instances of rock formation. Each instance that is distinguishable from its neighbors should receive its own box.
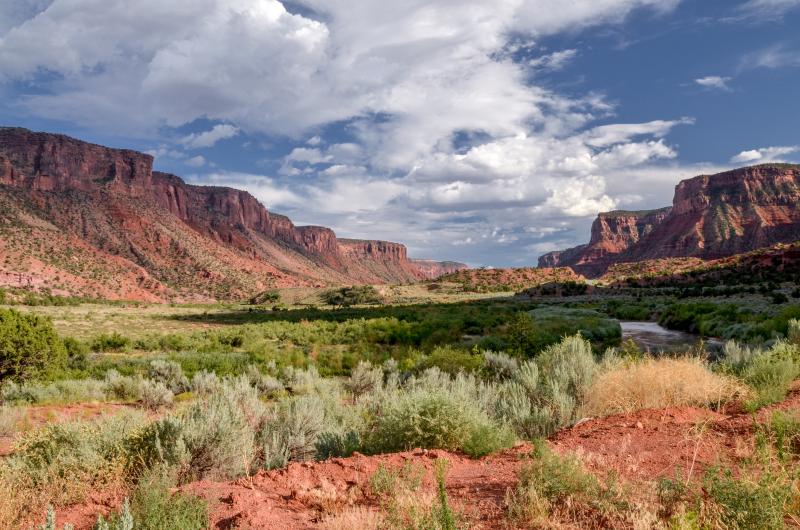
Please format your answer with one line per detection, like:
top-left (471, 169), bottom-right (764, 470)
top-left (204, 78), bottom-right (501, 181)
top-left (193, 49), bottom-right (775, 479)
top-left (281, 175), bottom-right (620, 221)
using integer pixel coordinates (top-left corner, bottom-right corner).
top-left (0, 127), bottom-right (457, 301)
top-left (539, 164), bottom-right (800, 277)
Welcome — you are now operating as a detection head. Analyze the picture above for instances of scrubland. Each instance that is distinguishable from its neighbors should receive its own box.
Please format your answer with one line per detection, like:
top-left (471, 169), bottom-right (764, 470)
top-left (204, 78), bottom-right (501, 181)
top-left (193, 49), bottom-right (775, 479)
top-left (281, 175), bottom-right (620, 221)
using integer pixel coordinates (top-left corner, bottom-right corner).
top-left (0, 288), bottom-right (799, 529)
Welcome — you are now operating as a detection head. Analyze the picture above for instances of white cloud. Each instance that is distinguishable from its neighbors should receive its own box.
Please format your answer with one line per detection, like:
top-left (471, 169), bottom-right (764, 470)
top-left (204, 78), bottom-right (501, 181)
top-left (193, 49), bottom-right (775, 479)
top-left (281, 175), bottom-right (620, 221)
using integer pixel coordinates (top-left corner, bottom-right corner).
top-left (730, 145), bottom-right (800, 164)
top-left (741, 44), bottom-right (800, 69)
top-left (180, 124), bottom-right (239, 149)
top-left (0, 0), bottom-right (695, 265)
top-left (529, 49), bottom-right (578, 71)
top-left (695, 76), bottom-right (732, 91)
top-left (185, 155), bottom-right (206, 167)
top-left (738, 0), bottom-right (800, 18)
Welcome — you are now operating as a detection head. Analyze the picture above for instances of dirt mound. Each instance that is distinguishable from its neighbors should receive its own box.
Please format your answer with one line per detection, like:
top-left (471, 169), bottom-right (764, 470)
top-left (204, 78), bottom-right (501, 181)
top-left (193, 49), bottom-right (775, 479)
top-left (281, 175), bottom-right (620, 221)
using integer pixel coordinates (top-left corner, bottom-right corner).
top-left (181, 446), bottom-right (530, 530)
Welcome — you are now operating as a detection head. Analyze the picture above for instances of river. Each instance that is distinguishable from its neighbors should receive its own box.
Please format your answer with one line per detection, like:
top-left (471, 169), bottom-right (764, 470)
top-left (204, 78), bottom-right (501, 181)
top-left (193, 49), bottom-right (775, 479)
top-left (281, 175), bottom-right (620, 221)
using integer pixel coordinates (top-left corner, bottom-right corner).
top-left (620, 321), bottom-right (722, 353)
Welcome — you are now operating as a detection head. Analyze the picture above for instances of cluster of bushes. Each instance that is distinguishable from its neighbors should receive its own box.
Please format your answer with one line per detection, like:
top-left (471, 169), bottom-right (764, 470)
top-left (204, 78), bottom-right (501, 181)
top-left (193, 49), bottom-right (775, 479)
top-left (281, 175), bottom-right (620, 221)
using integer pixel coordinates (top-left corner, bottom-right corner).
top-left (659, 302), bottom-right (800, 342)
top-left (322, 285), bottom-right (383, 308)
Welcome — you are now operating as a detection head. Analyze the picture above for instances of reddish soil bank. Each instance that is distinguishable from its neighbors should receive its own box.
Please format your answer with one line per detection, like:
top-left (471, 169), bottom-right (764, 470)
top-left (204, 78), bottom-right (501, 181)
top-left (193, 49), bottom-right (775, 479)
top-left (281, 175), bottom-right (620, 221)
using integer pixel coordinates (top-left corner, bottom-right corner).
top-left (49, 389), bottom-right (800, 529)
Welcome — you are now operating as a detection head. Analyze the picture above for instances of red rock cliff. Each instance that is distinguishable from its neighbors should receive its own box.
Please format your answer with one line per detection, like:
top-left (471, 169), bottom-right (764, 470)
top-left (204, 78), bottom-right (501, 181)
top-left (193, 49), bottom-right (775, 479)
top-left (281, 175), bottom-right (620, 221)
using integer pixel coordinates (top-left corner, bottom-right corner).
top-left (0, 127), bottom-right (464, 297)
top-left (540, 164), bottom-right (800, 277)
top-left (538, 207), bottom-right (671, 276)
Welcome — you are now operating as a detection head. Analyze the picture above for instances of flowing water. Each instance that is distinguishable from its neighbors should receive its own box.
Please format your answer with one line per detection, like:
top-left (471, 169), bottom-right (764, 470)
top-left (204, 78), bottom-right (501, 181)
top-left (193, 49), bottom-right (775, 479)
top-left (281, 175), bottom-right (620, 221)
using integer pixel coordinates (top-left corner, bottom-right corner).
top-left (620, 321), bottom-right (721, 353)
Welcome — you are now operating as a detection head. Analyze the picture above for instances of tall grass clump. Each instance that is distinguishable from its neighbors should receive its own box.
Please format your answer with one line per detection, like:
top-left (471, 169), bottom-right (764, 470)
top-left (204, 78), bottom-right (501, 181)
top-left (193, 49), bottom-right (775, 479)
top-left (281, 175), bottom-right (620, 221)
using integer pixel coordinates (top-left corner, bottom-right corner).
top-left (506, 442), bottom-right (625, 526)
top-left (582, 357), bottom-right (744, 416)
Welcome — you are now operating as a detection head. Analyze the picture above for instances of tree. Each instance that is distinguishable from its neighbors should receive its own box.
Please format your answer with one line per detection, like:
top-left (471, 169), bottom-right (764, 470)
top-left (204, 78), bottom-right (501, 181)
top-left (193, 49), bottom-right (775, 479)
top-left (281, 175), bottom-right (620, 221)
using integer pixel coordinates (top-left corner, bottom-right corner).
top-left (0, 308), bottom-right (67, 382)
top-left (322, 285), bottom-right (382, 308)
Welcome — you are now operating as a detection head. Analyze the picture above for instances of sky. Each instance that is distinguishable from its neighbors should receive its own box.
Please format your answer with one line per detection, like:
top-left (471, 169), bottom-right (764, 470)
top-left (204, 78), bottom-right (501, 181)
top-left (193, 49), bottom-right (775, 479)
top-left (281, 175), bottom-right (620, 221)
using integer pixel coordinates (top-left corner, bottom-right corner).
top-left (1, 0), bottom-right (799, 267)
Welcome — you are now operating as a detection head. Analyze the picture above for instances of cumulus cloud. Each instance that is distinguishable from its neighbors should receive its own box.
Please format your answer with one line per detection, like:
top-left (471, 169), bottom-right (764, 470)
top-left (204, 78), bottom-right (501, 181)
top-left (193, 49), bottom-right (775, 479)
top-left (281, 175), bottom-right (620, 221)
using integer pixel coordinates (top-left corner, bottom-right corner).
top-left (730, 145), bottom-right (800, 164)
top-left (0, 0), bottom-right (693, 265)
top-left (695, 76), bottom-right (732, 90)
top-left (180, 124), bottom-right (240, 149)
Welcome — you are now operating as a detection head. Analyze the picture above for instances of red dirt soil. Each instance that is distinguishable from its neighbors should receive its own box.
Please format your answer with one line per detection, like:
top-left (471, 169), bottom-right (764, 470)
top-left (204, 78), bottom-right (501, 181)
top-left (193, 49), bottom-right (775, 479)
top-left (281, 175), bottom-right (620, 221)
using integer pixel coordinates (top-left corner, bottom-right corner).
top-left (46, 389), bottom-right (800, 529)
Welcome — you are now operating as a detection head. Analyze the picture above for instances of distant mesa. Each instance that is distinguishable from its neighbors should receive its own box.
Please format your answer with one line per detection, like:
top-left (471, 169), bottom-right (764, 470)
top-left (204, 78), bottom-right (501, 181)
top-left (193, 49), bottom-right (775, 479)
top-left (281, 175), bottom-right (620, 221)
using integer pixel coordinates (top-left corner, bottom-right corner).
top-left (0, 127), bottom-right (463, 301)
top-left (539, 164), bottom-right (800, 277)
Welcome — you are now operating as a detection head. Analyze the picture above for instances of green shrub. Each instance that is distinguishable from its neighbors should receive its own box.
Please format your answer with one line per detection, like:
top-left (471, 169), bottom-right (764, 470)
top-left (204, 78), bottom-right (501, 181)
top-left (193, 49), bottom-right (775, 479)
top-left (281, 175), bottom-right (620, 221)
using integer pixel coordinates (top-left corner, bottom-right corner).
top-left (147, 360), bottom-right (189, 393)
top-left (461, 423), bottom-right (515, 458)
top-left (90, 332), bottom-right (130, 353)
top-left (497, 335), bottom-right (598, 438)
top-left (322, 285), bottom-right (382, 307)
top-left (190, 370), bottom-right (220, 395)
top-left (7, 410), bottom-right (147, 505)
top-left (315, 430), bottom-right (361, 460)
top-left (0, 308), bottom-right (67, 381)
top-left (414, 345), bottom-right (483, 375)
top-left (127, 473), bottom-right (207, 530)
top-left (506, 442), bottom-right (601, 523)
top-left (104, 370), bottom-right (141, 401)
top-left (344, 361), bottom-right (383, 398)
top-left (363, 371), bottom-right (511, 457)
top-left (482, 351), bottom-right (519, 380)
top-left (704, 467), bottom-right (792, 530)
top-left (177, 383), bottom-right (259, 482)
top-left (138, 379), bottom-right (174, 410)
top-left (258, 395), bottom-right (326, 469)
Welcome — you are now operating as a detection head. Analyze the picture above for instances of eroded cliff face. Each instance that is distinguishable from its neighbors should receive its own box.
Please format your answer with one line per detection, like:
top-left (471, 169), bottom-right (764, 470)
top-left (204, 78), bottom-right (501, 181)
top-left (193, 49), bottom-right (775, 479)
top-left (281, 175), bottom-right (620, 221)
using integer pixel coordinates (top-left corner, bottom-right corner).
top-left (0, 128), bottom-right (153, 194)
top-left (0, 127), bottom-right (459, 300)
top-left (538, 208), bottom-right (671, 276)
top-left (539, 164), bottom-right (800, 277)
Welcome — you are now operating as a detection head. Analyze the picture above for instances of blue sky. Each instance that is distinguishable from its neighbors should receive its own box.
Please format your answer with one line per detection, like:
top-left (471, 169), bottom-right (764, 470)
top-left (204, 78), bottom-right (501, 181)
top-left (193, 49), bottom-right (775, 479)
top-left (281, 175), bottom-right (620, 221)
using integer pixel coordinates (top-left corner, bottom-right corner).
top-left (1, 0), bottom-right (798, 267)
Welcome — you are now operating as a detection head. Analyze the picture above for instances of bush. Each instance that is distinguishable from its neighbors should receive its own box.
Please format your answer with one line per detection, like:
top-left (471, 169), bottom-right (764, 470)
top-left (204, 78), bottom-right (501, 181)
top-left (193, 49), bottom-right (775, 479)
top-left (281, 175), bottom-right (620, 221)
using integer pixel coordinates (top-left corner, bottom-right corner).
top-left (138, 380), bottom-right (174, 410)
top-left (497, 335), bottom-right (599, 438)
top-left (506, 442), bottom-right (602, 523)
top-left (90, 332), bottom-right (130, 353)
top-left (258, 395), bottom-right (326, 470)
top-left (582, 357), bottom-right (745, 416)
top-left (482, 351), bottom-right (518, 380)
top-left (704, 467), bottom-right (792, 530)
top-left (126, 473), bottom-right (207, 530)
top-left (0, 308), bottom-right (67, 382)
top-left (363, 372), bottom-right (511, 457)
top-left (147, 360), bottom-right (189, 394)
top-left (6, 410), bottom-right (147, 507)
top-left (104, 370), bottom-right (141, 401)
top-left (344, 361), bottom-right (383, 398)
top-left (414, 346), bottom-right (483, 375)
top-left (322, 285), bottom-right (382, 308)
top-left (190, 370), bottom-right (220, 395)
top-left (719, 340), bottom-right (800, 410)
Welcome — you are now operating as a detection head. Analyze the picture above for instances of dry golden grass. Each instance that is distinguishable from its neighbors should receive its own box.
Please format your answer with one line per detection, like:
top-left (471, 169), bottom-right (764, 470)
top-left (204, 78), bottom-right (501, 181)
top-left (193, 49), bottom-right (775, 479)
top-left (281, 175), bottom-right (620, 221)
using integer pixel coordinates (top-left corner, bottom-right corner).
top-left (581, 357), bottom-right (746, 417)
top-left (321, 506), bottom-right (382, 530)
